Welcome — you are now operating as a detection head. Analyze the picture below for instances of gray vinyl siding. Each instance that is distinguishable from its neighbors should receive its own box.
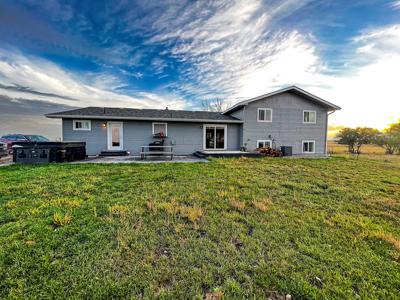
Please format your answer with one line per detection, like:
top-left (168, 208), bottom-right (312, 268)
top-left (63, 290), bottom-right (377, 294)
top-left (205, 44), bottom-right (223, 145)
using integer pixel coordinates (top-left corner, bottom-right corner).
top-left (230, 110), bottom-right (244, 147)
top-left (62, 119), bottom-right (107, 155)
top-left (62, 119), bottom-right (240, 155)
top-left (233, 92), bottom-right (328, 155)
top-left (61, 91), bottom-right (328, 156)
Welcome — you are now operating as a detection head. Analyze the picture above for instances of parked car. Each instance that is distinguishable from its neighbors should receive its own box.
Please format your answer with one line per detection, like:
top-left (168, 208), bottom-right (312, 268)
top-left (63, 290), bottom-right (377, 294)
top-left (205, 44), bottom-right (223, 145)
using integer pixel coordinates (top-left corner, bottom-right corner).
top-left (0, 134), bottom-right (50, 153)
top-left (0, 141), bottom-right (8, 158)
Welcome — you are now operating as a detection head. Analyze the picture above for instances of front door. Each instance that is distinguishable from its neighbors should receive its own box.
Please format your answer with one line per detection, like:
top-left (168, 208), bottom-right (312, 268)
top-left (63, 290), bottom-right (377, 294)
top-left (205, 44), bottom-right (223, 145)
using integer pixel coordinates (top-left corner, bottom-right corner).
top-left (107, 122), bottom-right (123, 150)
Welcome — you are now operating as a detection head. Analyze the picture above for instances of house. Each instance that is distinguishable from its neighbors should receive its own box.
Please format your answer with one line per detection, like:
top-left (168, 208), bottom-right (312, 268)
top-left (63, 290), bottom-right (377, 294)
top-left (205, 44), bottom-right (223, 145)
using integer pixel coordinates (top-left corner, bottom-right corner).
top-left (46, 86), bottom-right (341, 156)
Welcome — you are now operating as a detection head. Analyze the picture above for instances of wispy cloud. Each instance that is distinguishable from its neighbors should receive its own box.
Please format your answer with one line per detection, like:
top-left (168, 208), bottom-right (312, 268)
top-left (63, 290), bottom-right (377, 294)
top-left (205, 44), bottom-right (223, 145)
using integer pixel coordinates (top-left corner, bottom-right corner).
top-left (392, 1), bottom-right (400, 10)
top-left (132, 0), bottom-right (315, 99)
top-left (0, 0), bottom-right (399, 133)
top-left (131, 1), bottom-right (399, 128)
top-left (308, 25), bottom-right (400, 129)
top-left (0, 47), bottom-right (188, 137)
top-left (0, 83), bottom-right (76, 100)
top-left (0, 48), bottom-right (187, 110)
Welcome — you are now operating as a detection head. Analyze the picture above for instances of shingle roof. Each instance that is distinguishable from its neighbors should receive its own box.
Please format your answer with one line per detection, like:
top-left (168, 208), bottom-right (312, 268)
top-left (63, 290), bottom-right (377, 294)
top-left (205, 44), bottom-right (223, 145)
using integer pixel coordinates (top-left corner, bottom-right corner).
top-left (46, 107), bottom-right (242, 123)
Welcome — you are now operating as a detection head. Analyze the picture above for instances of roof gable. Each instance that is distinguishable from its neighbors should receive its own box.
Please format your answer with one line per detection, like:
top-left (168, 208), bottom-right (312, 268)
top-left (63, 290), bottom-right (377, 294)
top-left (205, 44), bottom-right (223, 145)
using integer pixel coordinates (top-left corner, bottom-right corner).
top-left (223, 86), bottom-right (341, 114)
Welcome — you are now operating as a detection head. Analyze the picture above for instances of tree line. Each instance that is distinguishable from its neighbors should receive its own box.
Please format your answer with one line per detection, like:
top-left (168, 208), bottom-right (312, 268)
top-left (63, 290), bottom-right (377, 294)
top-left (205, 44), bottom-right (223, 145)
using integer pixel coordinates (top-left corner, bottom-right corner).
top-left (337, 120), bottom-right (400, 154)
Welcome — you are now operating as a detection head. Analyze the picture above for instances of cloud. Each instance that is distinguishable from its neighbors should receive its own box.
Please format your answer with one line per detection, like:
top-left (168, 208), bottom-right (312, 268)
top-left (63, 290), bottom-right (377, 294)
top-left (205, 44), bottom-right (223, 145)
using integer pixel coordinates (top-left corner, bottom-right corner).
top-left (0, 95), bottom-right (76, 116)
top-left (133, 1), bottom-right (399, 129)
top-left (143, 0), bottom-right (314, 100)
top-left (0, 48), bottom-right (187, 110)
top-left (0, 47), bottom-right (187, 137)
top-left (0, 0), bottom-right (398, 133)
top-left (0, 95), bottom-right (76, 138)
top-left (0, 2), bottom-right (98, 59)
top-left (307, 25), bottom-right (400, 129)
top-left (0, 2), bottom-right (147, 67)
top-left (0, 83), bottom-right (76, 100)
top-left (392, 1), bottom-right (400, 9)
top-left (151, 58), bottom-right (168, 75)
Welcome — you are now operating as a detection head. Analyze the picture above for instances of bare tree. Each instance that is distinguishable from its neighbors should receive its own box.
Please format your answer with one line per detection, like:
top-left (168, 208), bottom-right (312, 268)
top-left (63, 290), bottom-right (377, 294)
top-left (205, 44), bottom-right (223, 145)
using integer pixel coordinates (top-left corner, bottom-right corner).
top-left (201, 98), bottom-right (227, 112)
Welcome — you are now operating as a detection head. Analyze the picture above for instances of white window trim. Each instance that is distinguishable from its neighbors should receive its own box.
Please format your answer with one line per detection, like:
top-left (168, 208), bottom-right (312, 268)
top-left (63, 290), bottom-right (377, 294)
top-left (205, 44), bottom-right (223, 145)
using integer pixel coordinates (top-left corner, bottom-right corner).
top-left (303, 110), bottom-right (316, 124)
top-left (302, 140), bottom-right (316, 154)
top-left (107, 121), bottom-right (124, 150)
top-left (257, 108), bottom-right (273, 122)
top-left (257, 140), bottom-right (272, 148)
top-left (152, 122), bottom-right (168, 136)
top-left (73, 120), bottom-right (91, 131)
top-left (203, 124), bottom-right (227, 150)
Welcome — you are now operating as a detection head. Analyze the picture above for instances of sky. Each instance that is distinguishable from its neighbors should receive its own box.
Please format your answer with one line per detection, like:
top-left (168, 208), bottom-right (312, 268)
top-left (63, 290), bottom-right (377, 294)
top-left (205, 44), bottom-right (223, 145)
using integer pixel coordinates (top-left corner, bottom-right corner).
top-left (0, 0), bottom-right (399, 138)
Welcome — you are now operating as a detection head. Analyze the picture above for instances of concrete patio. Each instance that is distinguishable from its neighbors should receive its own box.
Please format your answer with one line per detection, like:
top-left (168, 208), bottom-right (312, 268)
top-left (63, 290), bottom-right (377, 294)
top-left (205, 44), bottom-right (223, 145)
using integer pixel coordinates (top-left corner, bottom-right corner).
top-left (0, 155), bottom-right (208, 166)
top-left (73, 155), bottom-right (208, 164)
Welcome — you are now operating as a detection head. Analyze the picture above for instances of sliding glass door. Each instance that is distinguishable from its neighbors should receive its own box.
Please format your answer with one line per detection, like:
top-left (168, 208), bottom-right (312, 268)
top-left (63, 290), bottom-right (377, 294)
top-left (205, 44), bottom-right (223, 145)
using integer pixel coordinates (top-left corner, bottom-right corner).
top-left (204, 125), bottom-right (227, 150)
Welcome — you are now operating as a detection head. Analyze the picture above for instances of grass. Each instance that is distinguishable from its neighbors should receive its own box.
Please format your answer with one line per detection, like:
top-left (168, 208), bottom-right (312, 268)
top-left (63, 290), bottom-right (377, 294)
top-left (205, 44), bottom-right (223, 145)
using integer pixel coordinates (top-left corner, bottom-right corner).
top-left (0, 156), bottom-right (399, 299)
top-left (328, 141), bottom-right (386, 155)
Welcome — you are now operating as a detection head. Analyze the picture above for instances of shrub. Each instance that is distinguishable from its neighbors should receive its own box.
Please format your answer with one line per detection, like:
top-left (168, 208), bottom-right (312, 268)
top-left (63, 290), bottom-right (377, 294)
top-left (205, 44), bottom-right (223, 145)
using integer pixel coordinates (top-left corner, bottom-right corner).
top-left (376, 120), bottom-right (400, 154)
top-left (337, 127), bottom-right (380, 154)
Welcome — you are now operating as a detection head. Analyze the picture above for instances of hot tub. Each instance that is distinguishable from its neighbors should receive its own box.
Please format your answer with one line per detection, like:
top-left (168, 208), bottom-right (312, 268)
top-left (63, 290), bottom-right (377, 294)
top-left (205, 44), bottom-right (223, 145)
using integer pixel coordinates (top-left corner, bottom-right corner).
top-left (12, 141), bottom-right (86, 163)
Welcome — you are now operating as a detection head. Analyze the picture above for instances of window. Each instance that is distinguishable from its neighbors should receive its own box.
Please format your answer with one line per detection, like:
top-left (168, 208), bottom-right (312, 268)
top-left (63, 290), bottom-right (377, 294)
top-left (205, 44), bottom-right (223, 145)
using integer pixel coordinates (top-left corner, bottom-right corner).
top-left (257, 140), bottom-right (272, 148)
top-left (25, 135), bottom-right (49, 142)
top-left (152, 123), bottom-right (167, 137)
top-left (257, 108), bottom-right (272, 122)
top-left (4, 135), bottom-right (16, 141)
top-left (204, 124), bottom-right (227, 150)
top-left (302, 140), bottom-right (315, 153)
top-left (6, 135), bottom-right (26, 141)
top-left (303, 110), bottom-right (316, 124)
top-left (73, 120), bottom-right (91, 131)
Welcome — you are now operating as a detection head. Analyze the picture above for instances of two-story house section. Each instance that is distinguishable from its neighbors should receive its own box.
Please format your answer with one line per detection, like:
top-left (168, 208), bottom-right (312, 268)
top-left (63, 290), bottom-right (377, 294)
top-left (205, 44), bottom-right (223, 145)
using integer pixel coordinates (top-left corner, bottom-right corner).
top-left (224, 86), bottom-right (341, 155)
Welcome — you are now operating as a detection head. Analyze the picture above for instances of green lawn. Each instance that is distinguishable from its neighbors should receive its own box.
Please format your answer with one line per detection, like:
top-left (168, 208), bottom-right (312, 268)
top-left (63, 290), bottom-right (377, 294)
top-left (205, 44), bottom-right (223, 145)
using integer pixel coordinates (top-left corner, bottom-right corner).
top-left (0, 156), bottom-right (399, 299)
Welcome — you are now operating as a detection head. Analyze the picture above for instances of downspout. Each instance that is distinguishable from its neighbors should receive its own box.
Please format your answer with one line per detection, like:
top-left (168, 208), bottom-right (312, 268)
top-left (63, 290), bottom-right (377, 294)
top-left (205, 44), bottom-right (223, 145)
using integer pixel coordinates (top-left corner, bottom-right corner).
top-left (325, 110), bottom-right (335, 156)
top-left (242, 106), bottom-right (246, 150)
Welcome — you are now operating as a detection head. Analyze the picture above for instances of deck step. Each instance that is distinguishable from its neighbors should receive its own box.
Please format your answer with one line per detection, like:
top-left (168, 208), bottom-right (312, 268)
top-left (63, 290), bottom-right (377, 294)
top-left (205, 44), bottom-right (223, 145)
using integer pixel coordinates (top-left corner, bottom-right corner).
top-left (193, 151), bottom-right (207, 159)
top-left (99, 150), bottom-right (129, 156)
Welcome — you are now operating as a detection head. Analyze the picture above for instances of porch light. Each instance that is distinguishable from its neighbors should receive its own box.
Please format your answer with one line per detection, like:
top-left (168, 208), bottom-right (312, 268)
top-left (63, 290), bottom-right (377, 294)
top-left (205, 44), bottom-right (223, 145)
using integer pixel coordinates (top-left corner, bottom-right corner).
top-left (101, 122), bottom-right (107, 128)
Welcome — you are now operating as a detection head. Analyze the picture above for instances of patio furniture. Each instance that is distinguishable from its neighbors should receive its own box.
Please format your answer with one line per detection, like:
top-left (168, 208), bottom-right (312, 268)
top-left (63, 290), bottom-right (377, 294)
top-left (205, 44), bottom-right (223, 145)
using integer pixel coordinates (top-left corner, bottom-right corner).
top-left (148, 139), bottom-right (164, 152)
top-left (140, 145), bottom-right (173, 160)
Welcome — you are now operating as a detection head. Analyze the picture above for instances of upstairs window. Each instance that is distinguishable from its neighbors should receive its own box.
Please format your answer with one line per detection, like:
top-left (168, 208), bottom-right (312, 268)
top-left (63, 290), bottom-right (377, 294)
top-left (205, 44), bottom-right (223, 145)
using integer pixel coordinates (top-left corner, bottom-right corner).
top-left (73, 120), bottom-right (91, 131)
top-left (257, 140), bottom-right (272, 148)
top-left (303, 110), bottom-right (316, 124)
top-left (302, 140), bottom-right (315, 153)
top-left (257, 108), bottom-right (272, 122)
top-left (152, 123), bottom-right (168, 137)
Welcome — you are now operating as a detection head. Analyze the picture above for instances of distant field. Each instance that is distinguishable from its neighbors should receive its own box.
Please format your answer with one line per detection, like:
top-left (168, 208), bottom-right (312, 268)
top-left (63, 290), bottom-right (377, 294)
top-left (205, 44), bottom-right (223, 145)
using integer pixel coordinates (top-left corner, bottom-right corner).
top-left (1, 156), bottom-right (399, 299)
top-left (328, 141), bottom-right (386, 155)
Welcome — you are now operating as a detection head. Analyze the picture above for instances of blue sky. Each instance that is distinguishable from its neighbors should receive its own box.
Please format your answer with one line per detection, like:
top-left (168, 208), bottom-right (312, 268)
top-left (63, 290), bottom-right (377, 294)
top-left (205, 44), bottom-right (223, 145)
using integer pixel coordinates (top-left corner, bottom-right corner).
top-left (0, 0), bottom-right (399, 137)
